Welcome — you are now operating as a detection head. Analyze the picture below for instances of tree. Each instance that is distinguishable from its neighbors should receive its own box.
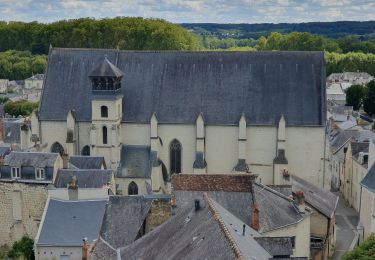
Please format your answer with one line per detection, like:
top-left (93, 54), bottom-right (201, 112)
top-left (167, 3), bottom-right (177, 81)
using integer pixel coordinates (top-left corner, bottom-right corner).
top-left (343, 234), bottom-right (375, 259)
top-left (364, 80), bottom-right (375, 116)
top-left (7, 236), bottom-right (35, 260)
top-left (4, 100), bottom-right (39, 117)
top-left (346, 84), bottom-right (365, 110)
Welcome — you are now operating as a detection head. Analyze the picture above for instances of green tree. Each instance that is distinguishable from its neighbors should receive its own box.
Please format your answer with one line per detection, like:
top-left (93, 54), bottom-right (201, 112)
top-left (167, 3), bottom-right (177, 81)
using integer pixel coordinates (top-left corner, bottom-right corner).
top-left (364, 80), bottom-right (375, 116)
top-left (4, 100), bottom-right (39, 117)
top-left (346, 84), bottom-right (365, 110)
top-left (343, 234), bottom-right (375, 259)
top-left (7, 236), bottom-right (34, 260)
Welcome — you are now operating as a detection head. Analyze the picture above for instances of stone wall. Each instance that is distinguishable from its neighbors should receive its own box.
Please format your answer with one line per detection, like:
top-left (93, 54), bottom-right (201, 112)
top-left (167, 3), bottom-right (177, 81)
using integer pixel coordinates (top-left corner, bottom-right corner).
top-left (145, 200), bottom-right (172, 233)
top-left (172, 173), bottom-right (255, 192)
top-left (0, 182), bottom-right (48, 246)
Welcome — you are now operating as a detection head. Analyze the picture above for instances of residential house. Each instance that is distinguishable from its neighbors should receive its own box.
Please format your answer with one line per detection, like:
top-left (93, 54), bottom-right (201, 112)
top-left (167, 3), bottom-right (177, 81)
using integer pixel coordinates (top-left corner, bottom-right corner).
top-left (30, 49), bottom-right (326, 190)
top-left (327, 129), bottom-right (375, 191)
top-left (342, 141), bottom-right (369, 212)
top-left (171, 174), bottom-right (312, 258)
top-left (117, 193), bottom-right (302, 260)
top-left (93, 195), bottom-right (172, 259)
top-left (0, 152), bottom-right (63, 245)
top-left (327, 72), bottom-right (373, 85)
top-left (0, 79), bottom-right (9, 93)
top-left (34, 198), bottom-right (107, 260)
top-left (24, 74), bottom-right (44, 89)
top-left (326, 83), bottom-right (346, 105)
top-left (290, 175), bottom-right (339, 259)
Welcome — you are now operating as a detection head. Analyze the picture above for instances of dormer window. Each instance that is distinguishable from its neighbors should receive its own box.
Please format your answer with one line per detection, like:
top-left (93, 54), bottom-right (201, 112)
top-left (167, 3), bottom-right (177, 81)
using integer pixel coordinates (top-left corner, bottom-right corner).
top-left (35, 168), bottom-right (45, 180)
top-left (11, 167), bottom-right (20, 179)
top-left (101, 106), bottom-right (108, 118)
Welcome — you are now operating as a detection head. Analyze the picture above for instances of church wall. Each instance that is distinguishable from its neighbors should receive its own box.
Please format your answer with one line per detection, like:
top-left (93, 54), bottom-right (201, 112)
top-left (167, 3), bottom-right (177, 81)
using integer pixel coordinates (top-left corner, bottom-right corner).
top-left (39, 120), bottom-right (325, 188)
top-left (122, 124), bottom-right (150, 145)
top-left (247, 126), bottom-right (276, 184)
top-left (205, 125), bottom-right (238, 173)
top-left (286, 127), bottom-right (326, 187)
top-left (158, 124), bottom-right (196, 174)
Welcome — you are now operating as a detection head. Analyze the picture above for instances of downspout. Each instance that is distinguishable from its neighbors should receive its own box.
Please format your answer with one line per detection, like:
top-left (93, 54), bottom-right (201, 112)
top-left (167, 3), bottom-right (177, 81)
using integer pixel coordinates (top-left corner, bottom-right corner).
top-left (323, 121), bottom-right (328, 188)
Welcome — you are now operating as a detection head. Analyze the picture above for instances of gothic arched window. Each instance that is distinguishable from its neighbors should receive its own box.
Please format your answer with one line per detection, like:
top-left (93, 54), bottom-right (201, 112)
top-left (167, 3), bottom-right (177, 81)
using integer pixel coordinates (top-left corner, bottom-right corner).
top-left (170, 139), bottom-right (182, 174)
top-left (101, 106), bottom-right (108, 118)
top-left (102, 126), bottom-right (108, 144)
top-left (81, 145), bottom-right (90, 156)
top-left (51, 142), bottom-right (64, 155)
top-left (128, 181), bottom-right (138, 195)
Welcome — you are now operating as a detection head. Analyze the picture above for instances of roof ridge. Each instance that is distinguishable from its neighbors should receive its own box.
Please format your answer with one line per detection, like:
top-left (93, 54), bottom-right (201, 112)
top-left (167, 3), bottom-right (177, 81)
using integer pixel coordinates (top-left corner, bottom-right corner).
top-left (203, 192), bottom-right (245, 260)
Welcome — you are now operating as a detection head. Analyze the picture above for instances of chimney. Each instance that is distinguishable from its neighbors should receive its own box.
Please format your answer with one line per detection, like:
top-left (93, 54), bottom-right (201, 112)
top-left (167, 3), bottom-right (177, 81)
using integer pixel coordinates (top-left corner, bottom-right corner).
top-left (250, 202), bottom-right (260, 231)
top-left (294, 191), bottom-right (305, 213)
top-left (68, 176), bottom-right (78, 200)
top-left (195, 199), bottom-right (201, 211)
top-left (62, 152), bottom-right (69, 169)
top-left (82, 238), bottom-right (97, 260)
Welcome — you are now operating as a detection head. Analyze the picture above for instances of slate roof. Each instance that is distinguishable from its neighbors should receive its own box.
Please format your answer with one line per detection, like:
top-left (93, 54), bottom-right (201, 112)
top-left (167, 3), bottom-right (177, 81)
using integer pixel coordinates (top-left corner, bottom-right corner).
top-left (25, 73), bottom-right (44, 81)
top-left (330, 130), bottom-right (375, 153)
top-left (89, 58), bottom-right (124, 78)
top-left (54, 169), bottom-right (113, 188)
top-left (4, 152), bottom-right (59, 167)
top-left (254, 237), bottom-right (293, 257)
top-left (291, 175), bottom-right (339, 218)
top-left (118, 145), bottom-right (152, 178)
top-left (39, 48), bottom-right (326, 126)
top-left (0, 146), bottom-right (11, 157)
top-left (351, 141), bottom-right (369, 159)
top-left (69, 155), bottom-right (106, 169)
top-left (119, 194), bottom-right (274, 260)
top-left (4, 120), bottom-right (21, 144)
top-left (98, 196), bottom-right (152, 249)
top-left (361, 163), bottom-right (375, 193)
top-left (174, 182), bottom-right (306, 233)
top-left (36, 199), bottom-right (107, 246)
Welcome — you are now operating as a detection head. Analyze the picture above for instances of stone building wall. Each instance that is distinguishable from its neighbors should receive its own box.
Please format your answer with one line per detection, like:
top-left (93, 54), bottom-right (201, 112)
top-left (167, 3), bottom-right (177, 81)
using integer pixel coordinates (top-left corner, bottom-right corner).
top-left (145, 200), bottom-right (172, 233)
top-left (0, 182), bottom-right (48, 246)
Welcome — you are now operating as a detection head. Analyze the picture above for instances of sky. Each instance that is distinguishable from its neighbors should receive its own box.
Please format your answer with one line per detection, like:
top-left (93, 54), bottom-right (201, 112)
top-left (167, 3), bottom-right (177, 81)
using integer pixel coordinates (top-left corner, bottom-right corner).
top-left (0, 0), bottom-right (374, 24)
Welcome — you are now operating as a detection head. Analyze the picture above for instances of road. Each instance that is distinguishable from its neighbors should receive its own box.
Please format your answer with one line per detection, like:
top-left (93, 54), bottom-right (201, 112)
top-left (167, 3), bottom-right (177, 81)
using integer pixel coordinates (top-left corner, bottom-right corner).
top-left (332, 193), bottom-right (359, 260)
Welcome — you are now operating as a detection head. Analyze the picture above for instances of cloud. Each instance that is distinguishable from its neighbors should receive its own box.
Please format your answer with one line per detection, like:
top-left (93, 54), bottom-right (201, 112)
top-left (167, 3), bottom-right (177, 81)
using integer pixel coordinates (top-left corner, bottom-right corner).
top-left (0, 0), bottom-right (373, 23)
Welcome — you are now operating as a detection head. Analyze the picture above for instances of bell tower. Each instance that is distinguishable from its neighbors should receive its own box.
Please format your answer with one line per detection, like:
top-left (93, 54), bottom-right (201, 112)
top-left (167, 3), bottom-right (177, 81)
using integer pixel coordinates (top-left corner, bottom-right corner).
top-left (89, 57), bottom-right (123, 170)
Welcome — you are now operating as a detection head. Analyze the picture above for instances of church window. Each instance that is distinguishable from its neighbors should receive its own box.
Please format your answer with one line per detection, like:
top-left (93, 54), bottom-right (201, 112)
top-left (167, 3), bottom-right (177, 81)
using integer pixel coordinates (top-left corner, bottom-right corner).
top-left (101, 106), bottom-right (108, 118)
top-left (170, 139), bottom-right (182, 174)
top-left (81, 145), bottom-right (90, 156)
top-left (51, 142), bottom-right (64, 155)
top-left (102, 126), bottom-right (108, 144)
top-left (128, 181), bottom-right (138, 195)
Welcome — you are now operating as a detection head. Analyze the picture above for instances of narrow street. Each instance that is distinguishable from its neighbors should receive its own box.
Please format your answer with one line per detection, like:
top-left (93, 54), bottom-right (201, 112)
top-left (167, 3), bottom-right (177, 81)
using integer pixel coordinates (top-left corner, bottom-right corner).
top-left (332, 193), bottom-right (359, 260)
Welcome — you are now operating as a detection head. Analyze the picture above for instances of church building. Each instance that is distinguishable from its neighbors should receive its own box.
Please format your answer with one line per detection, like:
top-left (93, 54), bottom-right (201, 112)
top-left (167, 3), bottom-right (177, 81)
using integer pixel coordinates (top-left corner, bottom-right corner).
top-left (29, 48), bottom-right (326, 195)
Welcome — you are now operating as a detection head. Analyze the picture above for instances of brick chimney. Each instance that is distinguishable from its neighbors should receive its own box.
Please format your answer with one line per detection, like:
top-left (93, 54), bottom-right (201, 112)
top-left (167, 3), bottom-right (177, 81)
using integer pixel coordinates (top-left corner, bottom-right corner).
top-left (68, 176), bottom-right (78, 200)
top-left (294, 191), bottom-right (305, 213)
top-left (82, 238), bottom-right (97, 260)
top-left (250, 201), bottom-right (260, 231)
